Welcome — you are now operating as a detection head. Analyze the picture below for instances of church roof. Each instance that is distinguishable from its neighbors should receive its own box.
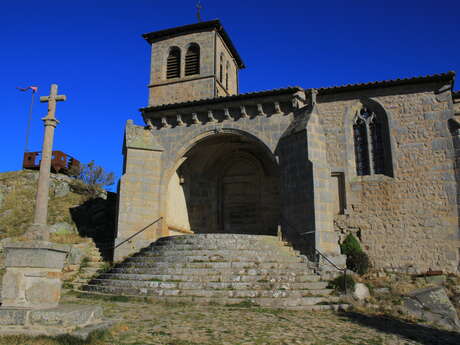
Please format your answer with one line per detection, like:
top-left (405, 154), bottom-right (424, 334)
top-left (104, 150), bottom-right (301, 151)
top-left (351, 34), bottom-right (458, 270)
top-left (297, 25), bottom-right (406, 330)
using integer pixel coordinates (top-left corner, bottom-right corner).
top-left (142, 72), bottom-right (455, 112)
top-left (141, 87), bottom-right (303, 112)
top-left (317, 71), bottom-right (455, 95)
top-left (142, 20), bottom-right (245, 69)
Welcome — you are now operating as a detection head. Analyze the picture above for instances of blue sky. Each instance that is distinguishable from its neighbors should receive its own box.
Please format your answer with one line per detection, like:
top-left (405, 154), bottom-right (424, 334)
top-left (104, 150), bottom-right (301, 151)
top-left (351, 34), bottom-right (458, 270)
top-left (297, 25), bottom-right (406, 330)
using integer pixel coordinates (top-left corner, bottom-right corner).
top-left (1, 0), bottom-right (459, 187)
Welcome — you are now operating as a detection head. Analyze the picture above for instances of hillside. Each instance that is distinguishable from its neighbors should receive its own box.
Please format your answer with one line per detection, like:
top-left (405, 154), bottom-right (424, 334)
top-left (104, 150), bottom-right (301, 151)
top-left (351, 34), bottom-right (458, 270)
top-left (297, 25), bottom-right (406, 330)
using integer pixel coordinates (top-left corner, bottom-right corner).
top-left (0, 170), bottom-right (117, 285)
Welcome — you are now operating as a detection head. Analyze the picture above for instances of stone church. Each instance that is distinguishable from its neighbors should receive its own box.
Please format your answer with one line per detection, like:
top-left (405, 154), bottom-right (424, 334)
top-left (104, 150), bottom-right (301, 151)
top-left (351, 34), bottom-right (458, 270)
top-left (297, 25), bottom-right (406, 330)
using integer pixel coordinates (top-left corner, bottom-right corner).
top-left (114, 20), bottom-right (460, 274)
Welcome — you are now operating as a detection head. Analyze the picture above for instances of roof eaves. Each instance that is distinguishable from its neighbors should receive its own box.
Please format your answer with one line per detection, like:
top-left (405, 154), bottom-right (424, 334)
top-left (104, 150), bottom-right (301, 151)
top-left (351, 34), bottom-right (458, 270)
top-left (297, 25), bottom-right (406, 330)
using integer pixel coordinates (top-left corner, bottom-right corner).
top-left (317, 71), bottom-right (456, 95)
top-left (141, 87), bottom-right (303, 113)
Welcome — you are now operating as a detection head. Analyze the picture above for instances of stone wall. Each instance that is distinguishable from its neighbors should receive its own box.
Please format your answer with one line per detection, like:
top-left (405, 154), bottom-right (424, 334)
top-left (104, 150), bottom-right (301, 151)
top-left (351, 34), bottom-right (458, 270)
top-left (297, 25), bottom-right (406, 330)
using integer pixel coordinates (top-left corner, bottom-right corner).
top-left (317, 82), bottom-right (459, 273)
top-left (215, 34), bottom-right (238, 96)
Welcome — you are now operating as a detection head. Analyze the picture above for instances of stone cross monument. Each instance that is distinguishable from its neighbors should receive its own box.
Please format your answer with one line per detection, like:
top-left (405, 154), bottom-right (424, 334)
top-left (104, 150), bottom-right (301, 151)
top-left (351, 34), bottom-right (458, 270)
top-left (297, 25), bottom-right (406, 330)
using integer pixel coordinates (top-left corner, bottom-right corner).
top-left (27, 84), bottom-right (66, 241)
top-left (0, 84), bottom-right (108, 336)
top-left (1, 84), bottom-right (69, 309)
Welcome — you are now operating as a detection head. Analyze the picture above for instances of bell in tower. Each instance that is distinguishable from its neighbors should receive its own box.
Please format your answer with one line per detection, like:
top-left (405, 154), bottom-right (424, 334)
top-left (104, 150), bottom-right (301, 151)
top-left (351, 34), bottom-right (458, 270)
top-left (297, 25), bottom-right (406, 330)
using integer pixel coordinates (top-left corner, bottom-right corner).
top-left (143, 20), bottom-right (245, 107)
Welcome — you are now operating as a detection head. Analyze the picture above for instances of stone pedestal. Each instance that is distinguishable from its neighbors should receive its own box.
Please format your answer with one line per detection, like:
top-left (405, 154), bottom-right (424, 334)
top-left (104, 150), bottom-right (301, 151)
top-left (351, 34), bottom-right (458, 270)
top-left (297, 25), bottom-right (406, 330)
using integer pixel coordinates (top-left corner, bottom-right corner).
top-left (0, 241), bottom-right (69, 309)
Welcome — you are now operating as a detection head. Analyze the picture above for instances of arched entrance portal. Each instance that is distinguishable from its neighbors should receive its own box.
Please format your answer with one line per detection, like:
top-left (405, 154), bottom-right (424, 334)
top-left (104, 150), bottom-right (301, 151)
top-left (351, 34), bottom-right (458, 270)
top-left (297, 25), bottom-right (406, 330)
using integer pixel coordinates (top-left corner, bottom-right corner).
top-left (166, 133), bottom-right (279, 235)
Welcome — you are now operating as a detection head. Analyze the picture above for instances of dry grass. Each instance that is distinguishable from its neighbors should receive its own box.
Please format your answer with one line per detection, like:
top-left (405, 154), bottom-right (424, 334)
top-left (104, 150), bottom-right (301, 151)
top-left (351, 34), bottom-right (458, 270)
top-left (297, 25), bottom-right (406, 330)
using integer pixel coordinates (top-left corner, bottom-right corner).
top-left (0, 171), bottom-right (88, 240)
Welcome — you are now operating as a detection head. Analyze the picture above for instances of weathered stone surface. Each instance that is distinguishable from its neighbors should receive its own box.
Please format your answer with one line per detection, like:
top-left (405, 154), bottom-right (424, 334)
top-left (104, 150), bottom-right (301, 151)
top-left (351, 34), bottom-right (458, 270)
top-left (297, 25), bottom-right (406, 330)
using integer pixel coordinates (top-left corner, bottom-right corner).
top-left (401, 287), bottom-right (460, 330)
top-left (0, 304), bottom-right (106, 337)
top-left (49, 222), bottom-right (74, 234)
top-left (29, 304), bottom-right (103, 327)
top-left (1, 241), bottom-right (69, 308)
top-left (4, 241), bottom-right (69, 269)
top-left (0, 308), bottom-right (27, 326)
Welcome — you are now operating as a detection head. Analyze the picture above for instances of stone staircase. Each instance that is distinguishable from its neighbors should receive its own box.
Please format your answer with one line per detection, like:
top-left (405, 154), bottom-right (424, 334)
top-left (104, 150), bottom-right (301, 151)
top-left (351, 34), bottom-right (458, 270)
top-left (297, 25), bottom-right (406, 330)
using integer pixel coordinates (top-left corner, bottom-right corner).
top-left (81, 234), bottom-right (347, 310)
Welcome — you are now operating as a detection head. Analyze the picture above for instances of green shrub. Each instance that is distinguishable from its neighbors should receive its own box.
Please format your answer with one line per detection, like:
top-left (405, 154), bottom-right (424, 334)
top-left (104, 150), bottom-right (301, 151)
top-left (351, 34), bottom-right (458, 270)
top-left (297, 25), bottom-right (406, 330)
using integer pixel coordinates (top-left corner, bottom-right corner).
top-left (346, 251), bottom-right (370, 275)
top-left (340, 234), bottom-right (363, 256)
top-left (329, 274), bottom-right (355, 293)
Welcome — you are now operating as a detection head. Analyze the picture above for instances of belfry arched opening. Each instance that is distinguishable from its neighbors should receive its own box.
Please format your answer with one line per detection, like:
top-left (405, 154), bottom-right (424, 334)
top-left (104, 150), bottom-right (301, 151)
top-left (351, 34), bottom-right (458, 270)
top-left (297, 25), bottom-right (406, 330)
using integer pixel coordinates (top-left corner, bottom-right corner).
top-left (166, 133), bottom-right (280, 236)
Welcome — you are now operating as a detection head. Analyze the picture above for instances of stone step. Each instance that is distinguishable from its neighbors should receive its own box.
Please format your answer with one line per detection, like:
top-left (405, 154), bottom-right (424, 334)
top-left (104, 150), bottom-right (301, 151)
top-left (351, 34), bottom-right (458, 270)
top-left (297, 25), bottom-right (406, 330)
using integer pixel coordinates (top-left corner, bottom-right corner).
top-left (82, 284), bottom-right (336, 300)
top-left (116, 261), bottom-right (310, 270)
top-left (76, 290), bottom-right (347, 311)
top-left (130, 251), bottom-right (300, 261)
top-left (110, 267), bottom-right (311, 276)
top-left (88, 278), bottom-right (330, 291)
top-left (96, 273), bottom-right (322, 283)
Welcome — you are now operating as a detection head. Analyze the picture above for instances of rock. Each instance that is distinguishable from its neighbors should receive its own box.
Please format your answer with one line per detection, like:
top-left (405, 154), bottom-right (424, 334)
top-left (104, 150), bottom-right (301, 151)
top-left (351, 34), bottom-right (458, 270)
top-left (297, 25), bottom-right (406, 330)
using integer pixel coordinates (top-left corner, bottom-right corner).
top-left (49, 222), bottom-right (74, 234)
top-left (353, 283), bottom-right (370, 301)
top-left (401, 287), bottom-right (460, 331)
top-left (67, 247), bottom-right (84, 265)
top-left (374, 287), bottom-right (390, 294)
top-left (53, 181), bottom-right (70, 198)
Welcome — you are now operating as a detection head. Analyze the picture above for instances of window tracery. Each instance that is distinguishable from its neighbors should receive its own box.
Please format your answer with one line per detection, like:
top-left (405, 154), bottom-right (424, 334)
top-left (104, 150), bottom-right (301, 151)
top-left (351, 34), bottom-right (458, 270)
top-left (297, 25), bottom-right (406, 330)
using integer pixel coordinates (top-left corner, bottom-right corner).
top-left (353, 107), bottom-right (391, 176)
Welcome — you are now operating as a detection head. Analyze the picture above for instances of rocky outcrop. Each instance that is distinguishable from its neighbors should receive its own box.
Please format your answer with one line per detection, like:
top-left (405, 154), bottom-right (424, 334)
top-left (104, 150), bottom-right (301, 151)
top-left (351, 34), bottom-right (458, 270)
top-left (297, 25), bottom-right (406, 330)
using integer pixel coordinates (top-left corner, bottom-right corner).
top-left (401, 287), bottom-right (460, 331)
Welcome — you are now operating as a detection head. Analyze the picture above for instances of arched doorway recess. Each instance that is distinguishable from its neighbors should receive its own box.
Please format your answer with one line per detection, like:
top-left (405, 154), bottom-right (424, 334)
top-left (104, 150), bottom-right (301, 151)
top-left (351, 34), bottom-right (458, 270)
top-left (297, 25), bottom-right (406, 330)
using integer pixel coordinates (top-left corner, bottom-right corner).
top-left (166, 133), bottom-right (280, 235)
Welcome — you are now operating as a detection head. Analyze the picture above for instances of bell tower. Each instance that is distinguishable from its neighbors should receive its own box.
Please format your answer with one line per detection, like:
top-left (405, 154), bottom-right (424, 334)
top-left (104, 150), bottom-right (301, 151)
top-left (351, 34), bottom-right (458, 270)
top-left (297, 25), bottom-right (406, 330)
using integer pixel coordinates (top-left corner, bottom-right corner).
top-left (143, 20), bottom-right (245, 107)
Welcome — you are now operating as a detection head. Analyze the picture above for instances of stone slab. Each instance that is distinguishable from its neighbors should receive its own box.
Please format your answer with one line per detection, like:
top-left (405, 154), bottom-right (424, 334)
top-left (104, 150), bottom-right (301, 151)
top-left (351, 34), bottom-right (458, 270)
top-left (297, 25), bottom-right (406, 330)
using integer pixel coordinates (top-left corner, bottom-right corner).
top-left (4, 240), bottom-right (69, 269)
top-left (0, 304), bottom-right (107, 337)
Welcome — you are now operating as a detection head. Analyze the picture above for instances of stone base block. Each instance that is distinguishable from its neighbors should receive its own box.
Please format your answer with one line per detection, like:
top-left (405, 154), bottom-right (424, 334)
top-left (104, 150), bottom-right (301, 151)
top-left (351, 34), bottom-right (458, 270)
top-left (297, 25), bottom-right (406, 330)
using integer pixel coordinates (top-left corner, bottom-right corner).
top-left (0, 304), bottom-right (109, 338)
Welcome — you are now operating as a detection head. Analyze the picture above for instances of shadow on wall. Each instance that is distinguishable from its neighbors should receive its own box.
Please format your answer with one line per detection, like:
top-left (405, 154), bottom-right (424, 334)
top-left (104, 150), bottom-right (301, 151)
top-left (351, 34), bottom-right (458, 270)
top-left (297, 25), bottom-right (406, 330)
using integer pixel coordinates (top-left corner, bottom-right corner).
top-left (70, 192), bottom-right (117, 261)
top-left (340, 311), bottom-right (460, 345)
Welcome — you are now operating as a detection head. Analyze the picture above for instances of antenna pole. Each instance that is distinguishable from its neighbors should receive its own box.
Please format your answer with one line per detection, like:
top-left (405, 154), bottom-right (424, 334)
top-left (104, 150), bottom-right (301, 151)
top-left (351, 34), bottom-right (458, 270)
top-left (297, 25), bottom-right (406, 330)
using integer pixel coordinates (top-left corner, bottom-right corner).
top-left (24, 91), bottom-right (35, 153)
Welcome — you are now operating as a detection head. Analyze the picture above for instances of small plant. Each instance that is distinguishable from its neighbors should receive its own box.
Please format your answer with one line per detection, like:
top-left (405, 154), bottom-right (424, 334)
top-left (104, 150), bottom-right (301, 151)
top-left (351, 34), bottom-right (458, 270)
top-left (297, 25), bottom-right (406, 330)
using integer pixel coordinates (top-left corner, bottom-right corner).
top-left (346, 251), bottom-right (370, 275)
top-left (328, 274), bottom-right (355, 293)
top-left (340, 233), bottom-right (370, 275)
top-left (340, 233), bottom-right (363, 256)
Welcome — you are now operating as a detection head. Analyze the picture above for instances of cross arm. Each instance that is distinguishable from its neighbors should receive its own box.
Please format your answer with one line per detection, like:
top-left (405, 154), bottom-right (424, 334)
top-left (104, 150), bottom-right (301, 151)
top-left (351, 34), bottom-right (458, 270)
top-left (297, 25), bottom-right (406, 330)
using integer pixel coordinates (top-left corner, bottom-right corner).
top-left (40, 95), bottom-right (67, 103)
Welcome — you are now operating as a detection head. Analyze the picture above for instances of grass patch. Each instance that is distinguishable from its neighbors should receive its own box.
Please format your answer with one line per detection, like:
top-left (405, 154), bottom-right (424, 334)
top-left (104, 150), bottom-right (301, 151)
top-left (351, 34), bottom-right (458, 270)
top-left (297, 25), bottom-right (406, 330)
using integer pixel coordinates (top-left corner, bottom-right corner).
top-left (0, 329), bottom-right (110, 345)
top-left (225, 299), bottom-right (259, 308)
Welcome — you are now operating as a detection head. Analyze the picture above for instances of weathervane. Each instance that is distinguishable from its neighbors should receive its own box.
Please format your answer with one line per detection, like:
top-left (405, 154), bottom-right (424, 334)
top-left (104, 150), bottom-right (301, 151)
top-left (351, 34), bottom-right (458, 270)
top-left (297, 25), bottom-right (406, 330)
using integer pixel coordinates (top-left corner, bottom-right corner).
top-left (196, 1), bottom-right (202, 22)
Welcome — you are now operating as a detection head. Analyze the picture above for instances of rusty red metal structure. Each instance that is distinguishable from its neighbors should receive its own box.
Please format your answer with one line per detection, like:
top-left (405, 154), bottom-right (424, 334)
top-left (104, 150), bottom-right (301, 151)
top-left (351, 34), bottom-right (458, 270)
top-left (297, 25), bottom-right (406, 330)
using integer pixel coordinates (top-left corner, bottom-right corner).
top-left (23, 151), bottom-right (80, 174)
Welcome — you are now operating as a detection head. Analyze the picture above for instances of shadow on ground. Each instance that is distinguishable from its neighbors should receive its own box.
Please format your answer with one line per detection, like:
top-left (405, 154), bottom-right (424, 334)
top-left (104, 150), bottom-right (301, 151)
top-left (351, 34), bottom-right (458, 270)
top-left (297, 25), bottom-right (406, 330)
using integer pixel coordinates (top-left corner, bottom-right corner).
top-left (340, 311), bottom-right (460, 345)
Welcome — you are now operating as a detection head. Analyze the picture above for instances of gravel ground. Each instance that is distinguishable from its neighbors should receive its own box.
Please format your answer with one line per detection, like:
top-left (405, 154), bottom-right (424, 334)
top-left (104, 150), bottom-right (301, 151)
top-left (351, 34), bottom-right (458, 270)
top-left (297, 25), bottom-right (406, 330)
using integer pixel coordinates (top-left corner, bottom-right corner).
top-left (48, 293), bottom-right (460, 345)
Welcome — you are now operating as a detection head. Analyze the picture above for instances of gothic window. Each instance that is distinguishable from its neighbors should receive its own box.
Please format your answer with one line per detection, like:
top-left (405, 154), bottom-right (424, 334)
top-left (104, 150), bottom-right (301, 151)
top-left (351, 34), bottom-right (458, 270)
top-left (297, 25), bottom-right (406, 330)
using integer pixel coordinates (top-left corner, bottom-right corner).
top-left (353, 107), bottom-right (392, 176)
top-left (219, 54), bottom-right (224, 83)
top-left (185, 44), bottom-right (200, 76)
top-left (166, 47), bottom-right (181, 79)
top-left (225, 61), bottom-right (229, 89)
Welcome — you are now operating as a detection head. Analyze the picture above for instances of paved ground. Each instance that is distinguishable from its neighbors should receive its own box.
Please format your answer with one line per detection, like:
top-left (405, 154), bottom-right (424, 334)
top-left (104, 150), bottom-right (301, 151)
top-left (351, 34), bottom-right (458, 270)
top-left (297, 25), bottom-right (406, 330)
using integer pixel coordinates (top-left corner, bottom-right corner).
top-left (1, 293), bottom-right (459, 345)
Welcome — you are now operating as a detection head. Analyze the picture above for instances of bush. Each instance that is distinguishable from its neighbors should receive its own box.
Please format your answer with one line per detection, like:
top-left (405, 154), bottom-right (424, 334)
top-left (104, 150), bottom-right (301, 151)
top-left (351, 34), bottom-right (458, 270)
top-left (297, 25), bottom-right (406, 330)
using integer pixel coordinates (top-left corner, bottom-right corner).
top-left (71, 160), bottom-right (115, 197)
top-left (340, 233), bottom-right (363, 256)
top-left (346, 251), bottom-right (370, 275)
top-left (329, 274), bottom-right (355, 293)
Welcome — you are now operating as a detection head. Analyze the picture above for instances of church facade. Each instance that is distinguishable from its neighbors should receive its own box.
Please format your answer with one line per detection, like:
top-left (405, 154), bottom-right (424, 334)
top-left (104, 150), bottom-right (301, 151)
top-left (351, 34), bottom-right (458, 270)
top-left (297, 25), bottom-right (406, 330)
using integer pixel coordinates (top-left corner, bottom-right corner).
top-left (114, 20), bottom-right (460, 274)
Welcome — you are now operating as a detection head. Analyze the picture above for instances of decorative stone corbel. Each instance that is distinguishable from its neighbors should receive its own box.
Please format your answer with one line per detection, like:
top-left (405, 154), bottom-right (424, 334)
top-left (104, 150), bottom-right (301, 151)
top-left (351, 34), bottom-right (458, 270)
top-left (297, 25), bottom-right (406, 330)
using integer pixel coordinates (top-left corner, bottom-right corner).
top-left (292, 90), bottom-right (306, 109)
top-left (310, 88), bottom-right (318, 106)
top-left (192, 113), bottom-right (201, 124)
top-left (274, 102), bottom-right (282, 115)
top-left (257, 104), bottom-right (266, 116)
top-left (161, 117), bottom-right (171, 128)
top-left (176, 114), bottom-right (185, 127)
top-left (208, 110), bottom-right (217, 123)
top-left (145, 118), bottom-right (154, 130)
top-left (224, 108), bottom-right (232, 120)
top-left (240, 105), bottom-right (249, 119)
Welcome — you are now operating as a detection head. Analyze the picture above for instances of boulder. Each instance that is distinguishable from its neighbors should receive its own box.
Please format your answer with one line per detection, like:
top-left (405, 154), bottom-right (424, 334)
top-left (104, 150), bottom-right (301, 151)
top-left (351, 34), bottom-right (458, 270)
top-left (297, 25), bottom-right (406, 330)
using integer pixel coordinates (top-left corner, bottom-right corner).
top-left (49, 222), bottom-right (74, 234)
top-left (401, 287), bottom-right (460, 331)
top-left (353, 283), bottom-right (370, 301)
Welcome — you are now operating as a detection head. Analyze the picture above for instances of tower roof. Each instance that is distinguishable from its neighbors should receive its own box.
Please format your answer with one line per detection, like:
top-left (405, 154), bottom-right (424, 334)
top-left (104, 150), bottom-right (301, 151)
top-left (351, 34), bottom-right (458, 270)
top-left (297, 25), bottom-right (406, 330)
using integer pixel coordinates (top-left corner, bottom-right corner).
top-left (142, 20), bottom-right (245, 69)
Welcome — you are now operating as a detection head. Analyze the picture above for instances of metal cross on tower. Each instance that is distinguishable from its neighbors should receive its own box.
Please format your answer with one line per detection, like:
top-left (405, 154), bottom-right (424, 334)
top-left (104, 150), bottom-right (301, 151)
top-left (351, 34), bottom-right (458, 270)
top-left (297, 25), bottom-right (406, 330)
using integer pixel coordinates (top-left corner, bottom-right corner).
top-left (196, 1), bottom-right (203, 22)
